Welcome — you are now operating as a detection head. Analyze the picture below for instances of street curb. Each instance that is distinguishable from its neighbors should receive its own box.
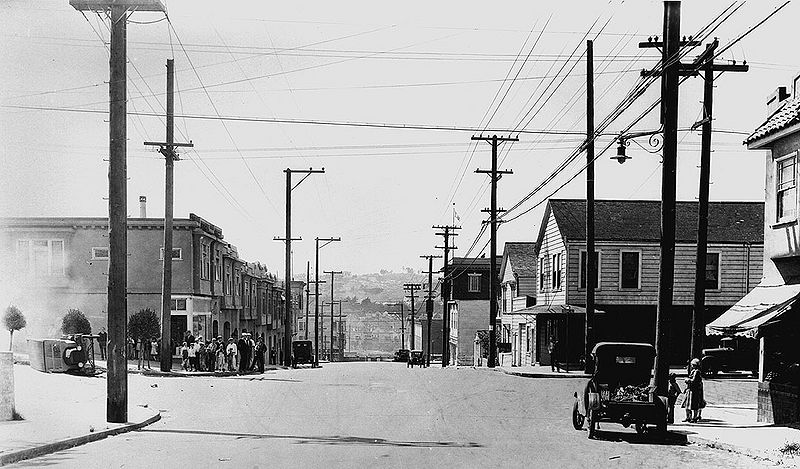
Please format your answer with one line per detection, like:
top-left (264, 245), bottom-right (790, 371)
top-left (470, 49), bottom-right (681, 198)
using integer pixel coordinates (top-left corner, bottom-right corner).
top-left (686, 434), bottom-right (779, 464)
top-left (0, 411), bottom-right (161, 467)
top-left (132, 367), bottom-right (286, 378)
top-left (494, 368), bottom-right (589, 379)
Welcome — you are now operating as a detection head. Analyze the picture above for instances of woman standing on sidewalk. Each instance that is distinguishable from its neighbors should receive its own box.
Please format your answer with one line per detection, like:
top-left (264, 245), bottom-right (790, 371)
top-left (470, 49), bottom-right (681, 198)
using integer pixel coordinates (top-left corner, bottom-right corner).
top-left (683, 358), bottom-right (705, 422)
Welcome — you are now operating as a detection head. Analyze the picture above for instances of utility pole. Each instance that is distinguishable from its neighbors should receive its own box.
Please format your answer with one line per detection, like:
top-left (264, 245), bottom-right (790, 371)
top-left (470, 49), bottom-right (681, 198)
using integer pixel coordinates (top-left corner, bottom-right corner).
top-left (144, 59), bottom-right (193, 373)
top-left (388, 302), bottom-right (406, 349)
top-left (403, 283), bottom-right (423, 350)
top-left (305, 261), bottom-right (310, 339)
top-left (421, 254), bottom-right (441, 367)
top-left (274, 168), bottom-right (324, 368)
top-left (434, 225), bottom-right (460, 367)
top-left (324, 270), bottom-right (343, 361)
top-left (314, 237), bottom-right (340, 366)
top-left (689, 40), bottom-right (748, 361)
top-left (338, 301), bottom-right (344, 361)
top-left (585, 40), bottom-right (596, 373)
top-left (70, 0), bottom-right (165, 425)
top-left (473, 134), bottom-right (516, 368)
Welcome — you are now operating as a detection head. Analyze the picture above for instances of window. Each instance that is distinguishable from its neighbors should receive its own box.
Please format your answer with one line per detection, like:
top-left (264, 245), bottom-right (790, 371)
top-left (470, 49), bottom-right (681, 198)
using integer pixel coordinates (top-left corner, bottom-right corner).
top-left (551, 253), bottom-right (562, 290)
top-left (16, 239), bottom-right (64, 276)
top-left (91, 247), bottom-right (109, 260)
top-left (777, 153), bottom-right (797, 222)
top-left (620, 251), bottom-right (641, 290)
top-left (244, 282), bottom-right (250, 307)
top-left (214, 249), bottom-right (222, 281)
top-left (705, 252), bottom-right (721, 290)
top-left (201, 243), bottom-right (210, 280)
top-left (171, 299), bottom-right (187, 311)
top-left (539, 257), bottom-right (546, 291)
top-left (159, 247), bottom-right (182, 260)
top-left (502, 287), bottom-right (507, 312)
top-left (468, 273), bottom-right (481, 292)
top-left (579, 250), bottom-right (601, 290)
top-left (226, 268), bottom-right (232, 295)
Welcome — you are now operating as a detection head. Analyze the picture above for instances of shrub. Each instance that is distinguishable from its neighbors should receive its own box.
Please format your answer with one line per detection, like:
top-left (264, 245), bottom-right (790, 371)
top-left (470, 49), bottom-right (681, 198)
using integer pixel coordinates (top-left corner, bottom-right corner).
top-left (3, 305), bottom-right (26, 351)
top-left (128, 308), bottom-right (160, 342)
top-left (62, 309), bottom-right (92, 335)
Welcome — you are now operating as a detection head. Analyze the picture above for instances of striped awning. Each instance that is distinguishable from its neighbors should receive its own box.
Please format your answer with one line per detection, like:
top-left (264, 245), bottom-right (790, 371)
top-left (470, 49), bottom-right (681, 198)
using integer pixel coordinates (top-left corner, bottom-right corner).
top-left (706, 283), bottom-right (800, 338)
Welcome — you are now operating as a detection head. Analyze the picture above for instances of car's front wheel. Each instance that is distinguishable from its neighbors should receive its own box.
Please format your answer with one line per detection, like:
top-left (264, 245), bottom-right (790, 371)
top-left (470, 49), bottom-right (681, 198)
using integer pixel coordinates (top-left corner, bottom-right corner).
top-left (572, 400), bottom-right (584, 430)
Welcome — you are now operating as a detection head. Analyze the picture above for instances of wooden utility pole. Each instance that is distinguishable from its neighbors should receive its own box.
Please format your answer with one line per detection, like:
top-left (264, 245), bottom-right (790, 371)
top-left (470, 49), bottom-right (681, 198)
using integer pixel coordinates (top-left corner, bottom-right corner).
top-left (421, 254), bottom-right (441, 367)
top-left (690, 40), bottom-right (748, 361)
top-left (404, 283), bottom-right (423, 350)
top-left (639, 1), bottom-right (686, 395)
top-left (324, 270), bottom-right (343, 361)
top-left (274, 168), bottom-right (324, 367)
top-left (585, 40), bottom-right (596, 373)
top-left (144, 59), bottom-right (193, 373)
top-left (434, 225), bottom-right (460, 366)
top-left (305, 261), bottom-right (310, 339)
top-left (314, 237), bottom-right (340, 366)
top-left (473, 134), bottom-right (516, 368)
top-left (70, 0), bottom-right (166, 424)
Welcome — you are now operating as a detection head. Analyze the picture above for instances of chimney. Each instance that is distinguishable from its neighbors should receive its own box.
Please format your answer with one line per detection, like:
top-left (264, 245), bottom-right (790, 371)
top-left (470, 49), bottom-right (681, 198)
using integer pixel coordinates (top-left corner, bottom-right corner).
top-left (139, 196), bottom-right (147, 218)
top-left (767, 86), bottom-right (790, 117)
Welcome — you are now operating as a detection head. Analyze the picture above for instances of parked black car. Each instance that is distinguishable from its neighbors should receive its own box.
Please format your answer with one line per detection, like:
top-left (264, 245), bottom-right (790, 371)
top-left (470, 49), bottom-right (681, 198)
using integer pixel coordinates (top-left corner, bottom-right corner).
top-left (394, 349), bottom-right (410, 362)
top-left (407, 350), bottom-right (424, 368)
top-left (701, 336), bottom-right (758, 376)
top-left (573, 342), bottom-right (668, 439)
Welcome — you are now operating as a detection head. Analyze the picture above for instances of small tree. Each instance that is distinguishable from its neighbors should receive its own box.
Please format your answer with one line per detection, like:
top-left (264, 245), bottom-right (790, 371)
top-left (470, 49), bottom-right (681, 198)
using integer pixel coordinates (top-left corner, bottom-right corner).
top-left (3, 305), bottom-right (26, 351)
top-left (62, 308), bottom-right (92, 336)
top-left (128, 308), bottom-right (160, 343)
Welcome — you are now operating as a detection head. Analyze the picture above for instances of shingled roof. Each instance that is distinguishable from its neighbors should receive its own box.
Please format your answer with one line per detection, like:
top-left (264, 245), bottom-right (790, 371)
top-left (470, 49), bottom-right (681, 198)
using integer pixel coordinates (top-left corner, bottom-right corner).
top-left (547, 199), bottom-right (764, 244)
top-left (500, 242), bottom-right (537, 278)
top-left (745, 97), bottom-right (800, 146)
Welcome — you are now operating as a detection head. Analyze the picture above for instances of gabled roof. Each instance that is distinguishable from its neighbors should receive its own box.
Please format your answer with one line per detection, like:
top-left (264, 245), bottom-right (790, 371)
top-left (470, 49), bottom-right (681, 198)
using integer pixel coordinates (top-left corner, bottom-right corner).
top-left (450, 256), bottom-right (503, 271)
top-left (745, 97), bottom-right (800, 148)
top-left (499, 242), bottom-right (537, 280)
top-left (546, 199), bottom-right (764, 244)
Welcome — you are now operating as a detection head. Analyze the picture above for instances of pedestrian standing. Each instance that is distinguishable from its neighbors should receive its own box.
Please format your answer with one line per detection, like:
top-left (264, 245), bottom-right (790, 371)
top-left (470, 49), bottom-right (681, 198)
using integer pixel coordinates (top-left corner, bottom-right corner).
top-left (254, 337), bottom-right (266, 373)
top-left (238, 332), bottom-right (250, 372)
top-left (187, 339), bottom-right (198, 371)
top-left (150, 338), bottom-right (158, 362)
top-left (216, 336), bottom-right (226, 372)
top-left (549, 339), bottom-right (561, 372)
top-left (98, 328), bottom-right (108, 360)
top-left (181, 342), bottom-right (189, 371)
top-left (683, 358), bottom-right (705, 422)
top-left (667, 373), bottom-right (682, 424)
top-left (270, 348), bottom-right (276, 366)
top-left (136, 338), bottom-right (145, 370)
top-left (226, 338), bottom-right (238, 372)
top-left (206, 338), bottom-right (217, 372)
top-left (197, 340), bottom-right (206, 372)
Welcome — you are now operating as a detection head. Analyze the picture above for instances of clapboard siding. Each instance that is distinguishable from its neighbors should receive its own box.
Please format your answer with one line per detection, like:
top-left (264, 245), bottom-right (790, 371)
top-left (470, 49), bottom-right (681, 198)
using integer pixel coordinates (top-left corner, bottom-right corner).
top-left (566, 241), bottom-right (763, 306)
top-left (538, 215), bottom-right (567, 305)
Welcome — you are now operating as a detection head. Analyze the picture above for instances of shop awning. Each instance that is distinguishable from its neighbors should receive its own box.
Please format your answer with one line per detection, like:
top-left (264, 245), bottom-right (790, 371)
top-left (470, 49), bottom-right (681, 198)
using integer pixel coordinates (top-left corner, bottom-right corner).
top-left (706, 283), bottom-right (800, 338)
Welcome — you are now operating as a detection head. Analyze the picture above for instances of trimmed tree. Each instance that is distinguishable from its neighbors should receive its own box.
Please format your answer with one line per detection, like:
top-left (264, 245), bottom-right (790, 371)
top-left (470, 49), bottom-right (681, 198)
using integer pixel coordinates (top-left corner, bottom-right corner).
top-left (62, 309), bottom-right (92, 336)
top-left (128, 308), bottom-right (160, 344)
top-left (3, 305), bottom-right (26, 351)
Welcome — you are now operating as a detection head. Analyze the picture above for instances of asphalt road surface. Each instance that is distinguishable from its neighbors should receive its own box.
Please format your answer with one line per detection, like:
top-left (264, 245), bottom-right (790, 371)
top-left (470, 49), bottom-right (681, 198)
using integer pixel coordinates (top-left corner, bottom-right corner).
top-left (11, 363), bottom-right (769, 468)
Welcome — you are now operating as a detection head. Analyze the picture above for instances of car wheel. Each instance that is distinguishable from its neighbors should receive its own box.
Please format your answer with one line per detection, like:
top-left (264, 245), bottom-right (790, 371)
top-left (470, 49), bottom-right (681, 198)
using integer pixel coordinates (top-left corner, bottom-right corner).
top-left (572, 401), bottom-right (584, 430)
top-left (635, 423), bottom-right (646, 434)
top-left (587, 408), bottom-right (597, 439)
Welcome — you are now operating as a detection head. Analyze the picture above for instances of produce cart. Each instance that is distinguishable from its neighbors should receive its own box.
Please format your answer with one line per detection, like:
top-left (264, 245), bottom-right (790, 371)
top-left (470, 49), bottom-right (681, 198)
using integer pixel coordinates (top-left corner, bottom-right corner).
top-left (572, 342), bottom-right (668, 439)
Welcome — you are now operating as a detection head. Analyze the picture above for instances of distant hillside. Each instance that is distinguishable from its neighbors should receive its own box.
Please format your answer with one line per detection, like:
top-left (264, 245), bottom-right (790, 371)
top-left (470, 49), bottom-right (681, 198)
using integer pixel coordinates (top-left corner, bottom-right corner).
top-left (308, 268), bottom-right (427, 304)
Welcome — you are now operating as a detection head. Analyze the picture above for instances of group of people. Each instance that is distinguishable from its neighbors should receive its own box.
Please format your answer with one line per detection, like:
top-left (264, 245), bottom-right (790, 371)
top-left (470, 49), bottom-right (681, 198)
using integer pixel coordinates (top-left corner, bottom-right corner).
top-left (179, 329), bottom-right (269, 373)
top-left (665, 357), bottom-right (706, 424)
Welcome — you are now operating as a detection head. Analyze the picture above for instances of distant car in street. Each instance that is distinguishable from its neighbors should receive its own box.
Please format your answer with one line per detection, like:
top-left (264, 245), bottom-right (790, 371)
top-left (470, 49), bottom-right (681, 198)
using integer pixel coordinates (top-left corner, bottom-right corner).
top-left (407, 350), bottom-right (424, 368)
top-left (292, 340), bottom-right (313, 368)
top-left (394, 349), bottom-right (410, 362)
top-left (701, 336), bottom-right (758, 376)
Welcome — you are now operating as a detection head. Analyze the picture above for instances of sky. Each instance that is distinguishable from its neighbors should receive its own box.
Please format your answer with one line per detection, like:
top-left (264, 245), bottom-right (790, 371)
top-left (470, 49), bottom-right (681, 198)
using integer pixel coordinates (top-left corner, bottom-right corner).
top-left (0, 0), bottom-right (797, 278)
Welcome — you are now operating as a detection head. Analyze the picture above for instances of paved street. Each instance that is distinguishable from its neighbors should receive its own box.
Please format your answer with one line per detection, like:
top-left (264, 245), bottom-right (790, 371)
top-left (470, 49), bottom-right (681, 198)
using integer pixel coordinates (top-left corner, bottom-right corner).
top-left (8, 363), bottom-right (772, 468)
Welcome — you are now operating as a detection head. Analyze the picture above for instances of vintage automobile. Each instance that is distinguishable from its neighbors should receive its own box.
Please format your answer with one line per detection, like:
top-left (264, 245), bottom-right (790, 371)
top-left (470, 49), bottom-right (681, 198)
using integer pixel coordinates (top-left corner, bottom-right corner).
top-left (394, 349), bottom-right (410, 362)
top-left (407, 350), bottom-right (424, 368)
top-left (291, 340), bottom-right (314, 368)
top-left (572, 342), bottom-right (668, 439)
top-left (701, 336), bottom-right (758, 376)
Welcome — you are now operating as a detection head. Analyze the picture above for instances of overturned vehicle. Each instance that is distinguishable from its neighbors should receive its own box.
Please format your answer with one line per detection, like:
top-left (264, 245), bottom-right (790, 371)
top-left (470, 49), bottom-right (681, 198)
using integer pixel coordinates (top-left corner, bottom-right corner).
top-left (572, 342), bottom-right (668, 439)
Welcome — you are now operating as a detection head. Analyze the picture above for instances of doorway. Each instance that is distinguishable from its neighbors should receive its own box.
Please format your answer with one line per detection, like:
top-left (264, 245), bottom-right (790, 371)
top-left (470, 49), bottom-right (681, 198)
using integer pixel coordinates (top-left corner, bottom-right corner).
top-left (170, 315), bottom-right (187, 356)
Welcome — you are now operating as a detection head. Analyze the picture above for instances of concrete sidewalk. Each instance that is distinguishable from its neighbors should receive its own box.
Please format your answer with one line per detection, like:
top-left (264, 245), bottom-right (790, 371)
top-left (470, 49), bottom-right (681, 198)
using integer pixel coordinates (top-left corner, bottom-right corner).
top-left (0, 365), bottom-right (160, 467)
top-left (497, 364), bottom-right (800, 465)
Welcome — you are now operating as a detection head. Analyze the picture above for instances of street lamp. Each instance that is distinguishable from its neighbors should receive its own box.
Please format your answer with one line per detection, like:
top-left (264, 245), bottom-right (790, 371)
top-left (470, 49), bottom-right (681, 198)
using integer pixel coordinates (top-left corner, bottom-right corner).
top-left (613, 128), bottom-right (664, 164)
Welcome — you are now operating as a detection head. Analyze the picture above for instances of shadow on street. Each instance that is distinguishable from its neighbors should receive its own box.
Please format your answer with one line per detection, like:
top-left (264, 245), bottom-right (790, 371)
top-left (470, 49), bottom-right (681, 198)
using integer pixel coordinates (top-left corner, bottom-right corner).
top-left (141, 428), bottom-right (483, 448)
